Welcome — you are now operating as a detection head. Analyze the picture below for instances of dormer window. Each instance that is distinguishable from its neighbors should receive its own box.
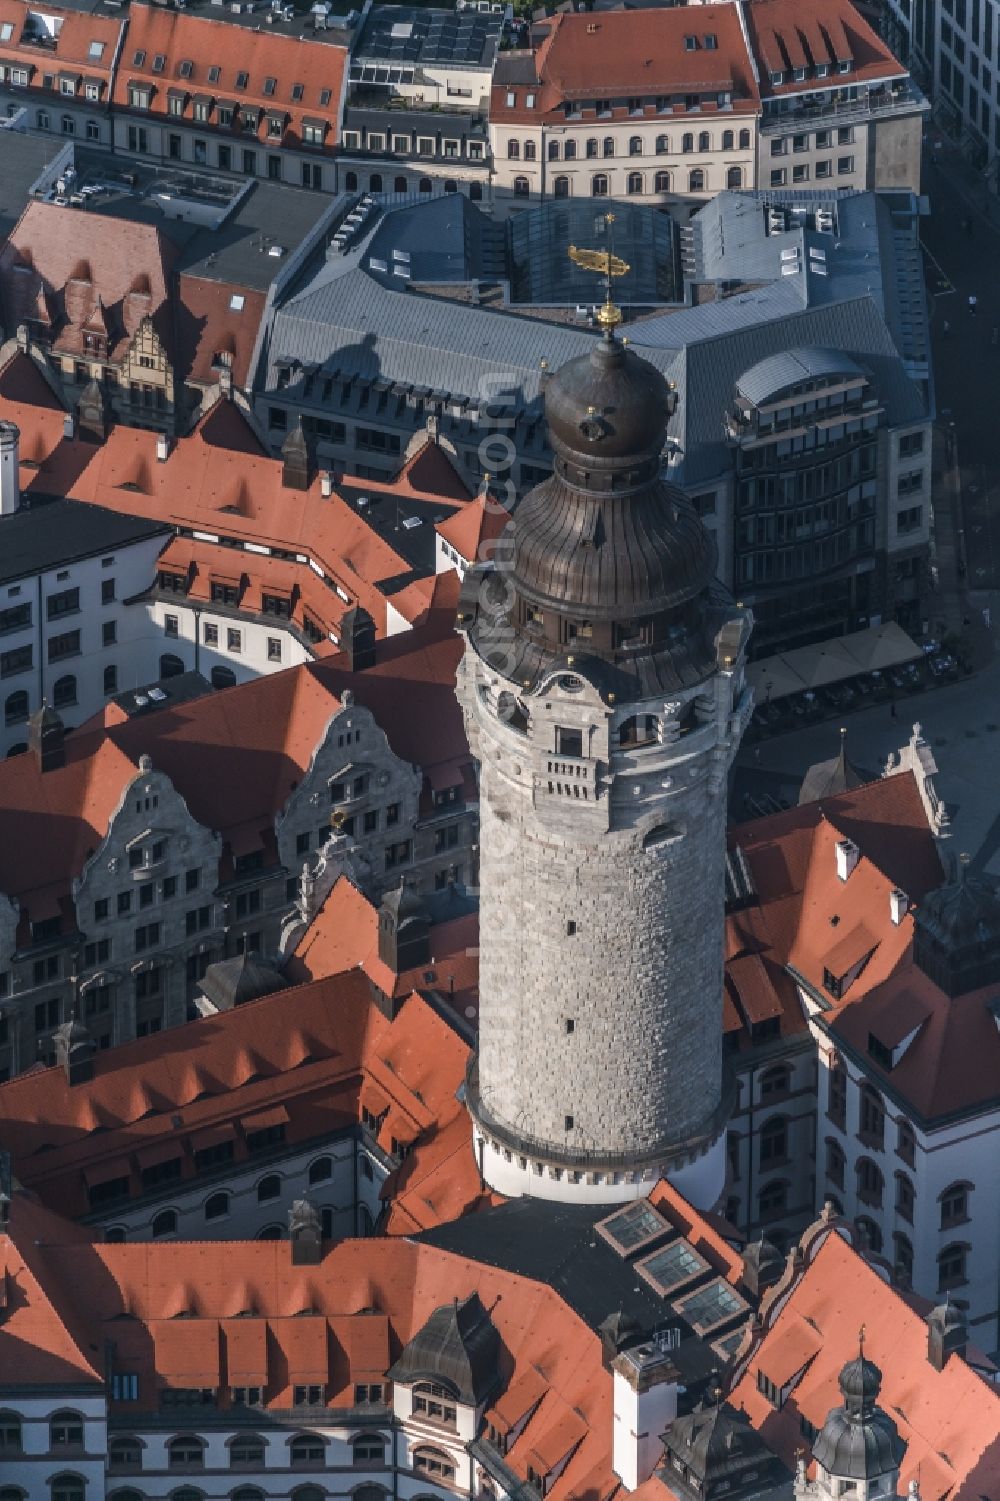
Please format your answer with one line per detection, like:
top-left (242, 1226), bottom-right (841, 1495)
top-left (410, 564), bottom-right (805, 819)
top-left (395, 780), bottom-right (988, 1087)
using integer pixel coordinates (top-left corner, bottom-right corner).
top-left (412, 1381), bottom-right (458, 1429)
top-left (770, 70), bottom-right (784, 86)
top-left (838, 58), bottom-right (852, 73)
top-left (793, 66), bottom-right (806, 81)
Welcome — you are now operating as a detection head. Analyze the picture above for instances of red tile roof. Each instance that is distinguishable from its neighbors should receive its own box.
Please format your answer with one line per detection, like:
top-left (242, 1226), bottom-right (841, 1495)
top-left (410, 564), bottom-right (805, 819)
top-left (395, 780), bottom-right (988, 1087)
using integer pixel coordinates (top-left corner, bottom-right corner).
top-left (492, 5), bottom-right (759, 123)
top-left (0, 201), bottom-right (176, 362)
top-left (0, 0), bottom-right (121, 101)
top-left (112, 2), bottom-right (347, 154)
top-left (730, 1231), bottom-right (1000, 1500)
top-left (745, 0), bottom-right (907, 97)
top-left (436, 489), bottom-right (510, 566)
top-left (0, 612), bottom-right (469, 922)
top-left (175, 275), bottom-right (268, 390)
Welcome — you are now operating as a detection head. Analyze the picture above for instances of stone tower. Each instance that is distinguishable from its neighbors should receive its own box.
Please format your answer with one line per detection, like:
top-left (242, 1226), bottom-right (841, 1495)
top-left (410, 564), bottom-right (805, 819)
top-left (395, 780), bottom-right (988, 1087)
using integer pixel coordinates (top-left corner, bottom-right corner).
top-left (456, 325), bottom-right (752, 1209)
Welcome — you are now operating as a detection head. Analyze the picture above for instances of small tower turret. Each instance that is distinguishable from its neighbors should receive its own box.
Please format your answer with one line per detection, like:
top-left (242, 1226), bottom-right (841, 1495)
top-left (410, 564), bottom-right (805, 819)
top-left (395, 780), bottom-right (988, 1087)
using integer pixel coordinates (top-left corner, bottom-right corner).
top-left (805, 1340), bottom-right (905, 1500)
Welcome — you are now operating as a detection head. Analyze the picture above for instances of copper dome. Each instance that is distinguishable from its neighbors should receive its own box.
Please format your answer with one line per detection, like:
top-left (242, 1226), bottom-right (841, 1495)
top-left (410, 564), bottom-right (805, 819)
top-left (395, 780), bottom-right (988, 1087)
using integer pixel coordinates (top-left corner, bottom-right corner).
top-left (543, 333), bottom-right (671, 465)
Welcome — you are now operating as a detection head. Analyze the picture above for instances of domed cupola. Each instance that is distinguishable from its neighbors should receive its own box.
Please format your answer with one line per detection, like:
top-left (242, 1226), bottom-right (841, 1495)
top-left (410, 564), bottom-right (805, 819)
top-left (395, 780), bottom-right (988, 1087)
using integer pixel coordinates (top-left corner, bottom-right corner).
top-left (460, 327), bottom-right (734, 698)
top-left (810, 1344), bottom-right (905, 1489)
top-left (913, 855), bottom-right (1000, 997)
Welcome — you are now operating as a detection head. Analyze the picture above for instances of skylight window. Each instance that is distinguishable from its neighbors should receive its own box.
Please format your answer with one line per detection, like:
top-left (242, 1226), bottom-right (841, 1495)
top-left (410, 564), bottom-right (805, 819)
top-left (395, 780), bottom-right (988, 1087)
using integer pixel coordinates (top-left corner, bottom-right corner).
top-left (132, 48), bottom-right (146, 66)
top-left (0, 22), bottom-right (13, 40)
top-left (291, 81), bottom-right (304, 101)
top-left (178, 59), bottom-right (193, 79)
top-left (235, 70), bottom-right (249, 89)
top-left (229, 293), bottom-right (245, 311)
top-left (676, 1279), bottom-right (748, 1335)
top-left (637, 1239), bottom-right (706, 1295)
top-left (263, 75), bottom-right (276, 95)
top-left (704, 34), bottom-right (717, 49)
top-left (88, 39), bottom-right (104, 58)
top-left (684, 35), bottom-right (697, 50)
top-left (208, 64), bottom-right (221, 83)
top-left (319, 87), bottom-right (331, 105)
top-left (597, 1200), bottom-right (669, 1254)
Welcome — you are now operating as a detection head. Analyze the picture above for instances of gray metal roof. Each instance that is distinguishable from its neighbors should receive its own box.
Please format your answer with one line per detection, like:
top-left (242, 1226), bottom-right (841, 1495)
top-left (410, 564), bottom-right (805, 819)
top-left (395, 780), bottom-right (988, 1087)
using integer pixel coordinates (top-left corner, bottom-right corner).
top-left (735, 347), bottom-right (866, 406)
top-left (353, 4), bottom-right (500, 69)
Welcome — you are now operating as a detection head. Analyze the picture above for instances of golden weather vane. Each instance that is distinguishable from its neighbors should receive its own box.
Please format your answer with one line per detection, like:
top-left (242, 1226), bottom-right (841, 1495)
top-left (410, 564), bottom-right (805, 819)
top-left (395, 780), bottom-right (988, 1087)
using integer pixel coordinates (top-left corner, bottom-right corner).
top-left (568, 213), bottom-right (630, 331)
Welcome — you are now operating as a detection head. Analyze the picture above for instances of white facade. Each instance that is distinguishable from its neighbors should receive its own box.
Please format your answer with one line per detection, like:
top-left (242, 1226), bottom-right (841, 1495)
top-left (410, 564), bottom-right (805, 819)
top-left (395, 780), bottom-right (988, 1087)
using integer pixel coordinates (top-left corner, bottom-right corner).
top-left (145, 598), bottom-right (314, 690)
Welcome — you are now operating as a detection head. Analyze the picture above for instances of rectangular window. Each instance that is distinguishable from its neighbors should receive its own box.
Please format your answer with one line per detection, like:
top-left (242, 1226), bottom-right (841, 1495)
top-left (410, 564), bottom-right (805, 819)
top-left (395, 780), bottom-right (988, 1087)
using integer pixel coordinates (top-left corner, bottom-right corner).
top-left (0, 645), bottom-right (32, 677)
top-left (837, 155), bottom-right (855, 174)
top-left (103, 620), bottom-right (117, 646)
top-left (164, 614), bottom-right (179, 638)
top-left (134, 923), bottom-right (161, 953)
top-left (0, 602), bottom-right (31, 634)
top-left (204, 623), bottom-right (219, 646)
top-left (227, 628), bottom-right (241, 652)
top-left (47, 629), bottom-right (81, 663)
top-left (186, 868), bottom-right (200, 893)
top-left (46, 587), bottom-right (80, 620)
top-left (267, 638), bottom-right (282, 662)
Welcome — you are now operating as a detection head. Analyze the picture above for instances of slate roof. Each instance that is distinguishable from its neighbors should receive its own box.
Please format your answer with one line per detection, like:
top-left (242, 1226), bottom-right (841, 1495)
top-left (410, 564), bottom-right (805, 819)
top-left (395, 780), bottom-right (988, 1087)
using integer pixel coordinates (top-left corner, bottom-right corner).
top-left (0, 495), bottom-right (169, 585)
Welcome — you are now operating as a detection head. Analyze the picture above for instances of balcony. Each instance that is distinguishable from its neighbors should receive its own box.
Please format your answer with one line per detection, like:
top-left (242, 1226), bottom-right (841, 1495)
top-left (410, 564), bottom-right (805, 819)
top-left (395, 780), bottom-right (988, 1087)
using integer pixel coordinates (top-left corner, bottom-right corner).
top-left (760, 80), bottom-right (928, 132)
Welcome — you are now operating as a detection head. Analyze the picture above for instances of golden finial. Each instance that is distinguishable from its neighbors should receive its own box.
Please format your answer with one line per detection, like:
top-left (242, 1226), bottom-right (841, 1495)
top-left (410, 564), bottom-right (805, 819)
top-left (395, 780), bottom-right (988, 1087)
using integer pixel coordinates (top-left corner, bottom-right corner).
top-left (568, 225), bottom-right (630, 336)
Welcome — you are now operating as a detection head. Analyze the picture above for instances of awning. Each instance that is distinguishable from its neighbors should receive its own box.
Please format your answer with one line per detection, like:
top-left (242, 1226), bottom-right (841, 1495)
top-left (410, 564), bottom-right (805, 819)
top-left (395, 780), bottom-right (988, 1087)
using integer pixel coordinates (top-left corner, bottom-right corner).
top-left (135, 1140), bottom-right (184, 1172)
top-left (224, 1318), bottom-right (268, 1385)
top-left (240, 1104), bottom-right (289, 1134)
top-left (189, 1121), bottom-right (236, 1154)
top-left (83, 1159), bottom-right (130, 1189)
top-left (745, 655), bottom-right (806, 703)
top-left (842, 620), bottom-right (921, 672)
top-left (167, 87), bottom-right (187, 100)
top-left (780, 638), bottom-right (859, 689)
top-left (302, 115), bottom-right (328, 130)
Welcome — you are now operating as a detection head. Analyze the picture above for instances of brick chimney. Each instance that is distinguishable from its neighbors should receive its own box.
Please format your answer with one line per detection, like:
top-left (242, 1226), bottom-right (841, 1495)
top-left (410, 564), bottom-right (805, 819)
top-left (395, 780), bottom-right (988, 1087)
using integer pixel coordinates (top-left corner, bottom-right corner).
top-left (281, 417), bottom-right (312, 491)
top-left (28, 702), bottom-right (65, 773)
top-left (341, 605), bottom-right (376, 671)
top-left (289, 1197), bottom-right (323, 1265)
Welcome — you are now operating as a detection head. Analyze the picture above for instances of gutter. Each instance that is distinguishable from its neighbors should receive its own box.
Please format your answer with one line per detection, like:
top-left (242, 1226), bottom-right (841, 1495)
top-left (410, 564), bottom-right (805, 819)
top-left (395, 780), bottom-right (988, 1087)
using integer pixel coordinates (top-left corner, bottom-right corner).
top-left (735, 0), bottom-right (761, 93)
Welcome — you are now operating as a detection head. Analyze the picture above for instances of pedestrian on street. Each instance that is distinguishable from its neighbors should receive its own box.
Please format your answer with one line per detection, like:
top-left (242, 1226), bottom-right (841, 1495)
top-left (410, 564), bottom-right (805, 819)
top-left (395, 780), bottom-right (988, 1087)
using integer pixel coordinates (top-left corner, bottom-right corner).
top-left (943, 319), bottom-right (951, 335)
top-left (969, 294), bottom-right (978, 315)
top-left (890, 700), bottom-right (898, 720)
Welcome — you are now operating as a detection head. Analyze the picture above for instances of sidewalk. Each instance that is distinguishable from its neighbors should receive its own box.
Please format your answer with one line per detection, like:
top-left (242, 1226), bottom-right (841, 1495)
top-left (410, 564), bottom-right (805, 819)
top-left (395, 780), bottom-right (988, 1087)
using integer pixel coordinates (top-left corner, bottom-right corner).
top-left (926, 130), bottom-right (1000, 236)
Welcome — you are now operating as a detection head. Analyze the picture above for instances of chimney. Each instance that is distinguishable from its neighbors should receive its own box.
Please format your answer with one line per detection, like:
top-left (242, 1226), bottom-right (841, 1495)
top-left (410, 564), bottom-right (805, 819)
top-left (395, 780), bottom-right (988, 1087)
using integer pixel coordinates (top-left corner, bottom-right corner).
top-left (156, 433), bottom-right (170, 462)
top-left (835, 838), bottom-right (859, 882)
top-left (740, 1235), bottom-right (785, 1299)
top-left (63, 412), bottom-right (75, 441)
top-left (611, 1338), bottom-right (680, 1490)
top-left (28, 701), bottom-right (65, 773)
top-left (890, 888), bottom-right (909, 925)
top-left (288, 1197), bottom-right (323, 1265)
top-left (281, 417), bottom-right (312, 491)
top-left (378, 880), bottom-right (430, 974)
top-left (0, 421), bottom-right (20, 516)
top-left (320, 470), bottom-right (333, 498)
top-left (927, 1299), bottom-right (967, 1371)
top-left (341, 605), bottom-right (376, 671)
top-left (53, 1013), bottom-right (96, 1086)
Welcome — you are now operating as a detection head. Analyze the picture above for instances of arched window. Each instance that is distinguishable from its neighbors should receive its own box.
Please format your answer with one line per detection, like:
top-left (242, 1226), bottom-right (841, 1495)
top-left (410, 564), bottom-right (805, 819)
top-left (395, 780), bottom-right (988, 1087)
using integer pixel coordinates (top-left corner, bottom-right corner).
top-left (108, 1437), bottom-right (142, 1470)
top-left (859, 1084), bottom-right (885, 1147)
top-left (4, 691), bottom-right (27, 725)
top-left (654, 170), bottom-right (671, 192)
top-left (104, 1226), bottom-right (126, 1243)
top-left (937, 1242), bottom-right (968, 1291)
top-left (469, 182), bottom-right (483, 201)
top-left (586, 137), bottom-right (598, 158)
top-left (857, 1157), bottom-right (883, 1207)
top-left (893, 1233), bottom-right (914, 1288)
top-left (109, 1492), bottom-right (142, 1501)
top-left (591, 173), bottom-right (609, 197)
top-left (167, 1437), bottom-right (205, 1470)
top-left (524, 140), bottom-right (536, 161)
top-left (232, 1489), bottom-right (264, 1501)
top-left (682, 132), bottom-right (693, 153)
top-left (507, 139), bottom-right (520, 159)
top-left (353, 1490), bottom-right (387, 1501)
top-left (292, 1491), bottom-right (325, 1501)
top-left (159, 654), bottom-right (184, 679)
top-left (602, 136), bottom-right (614, 157)
top-left (412, 1382), bottom-right (457, 1428)
top-left (170, 1490), bottom-right (204, 1501)
top-left (352, 1434), bottom-right (386, 1463)
top-left (688, 168), bottom-right (705, 192)
top-left (103, 665), bottom-right (118, 695)
top-left (204, 1191), bottom-right (229, 1221)
top-left (564, 139), bottom-right (576, 160)
top-left (626, 171), bottom-right (643, 195)
top-left (50, 1412), bottom-right (84, 1448)
top-left (940, 1181), bottom-right (971, 1227)
top-left (895, 1171), bottom-right (915, 1221)
top-left (828, 1056), bottom-right (847, 1128)
top-left (513, 177), bottom-right (529, 197)
top-left (210, 666), bottom-right (236, 689)
top-left (739, 127), bottom-right (751, 149)
top-left (394, 176), bottom-right (407, 193)
top-left (345, 171), bottom-right (358, 191)
top-left (369, 173), bottom-right (382, 193)
top-left (51, 1478), bottom-right (84, 1501)
top-left (256, 1224), bottom-right (283, 1240)
top-left (759, 1065), bottom-right (790, 1100)
top-left (0, 1412), bottom-right (22, 1453)
top-left (758, 1115), bottom-right (787, 1167)
top-left (726, 166), bottom-right (743, 189)
top-left (698, 130), bottom-right (710, 151)
top-left (444, 180), bottom-right (458, 194)
top-left (825, 1138), bottom-right (845, 1189)
top-left (53, 674), bottom-right (77, 708)
top-left (629, 136), bottom-right (642, 156)
top-left (229, 1436), bottom-right (265, 1468)
top-left (151, 1209), bottom-right (178, 1238)
top-left (413, 1449), bottom-right (456, 1483)
top-left (257, 1174), bottom-right (281, 1203)
top-left (547, 139), bottom-right (559, 160)
top-left (618, 714), bottom-right (658, 748)
top-left (418, 178), bottom-right (432, 194)
top-left (855, 1216), bottom-right (882, 1255)
top-left (290, 1434), bottom-right (326, 1466)
top-left (656, 133), bottom-right (669, 154)
top-left (757, 1179), bottom-right (787, 1218)
top-left (553, 175), bottom-right (570, 198)
top-left (358, 1204), bottom-right (374, 1236)
top-left (722, 129), bottom-right (734, 149)
top-left (308, 1155), bottom-right (333, 1184)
